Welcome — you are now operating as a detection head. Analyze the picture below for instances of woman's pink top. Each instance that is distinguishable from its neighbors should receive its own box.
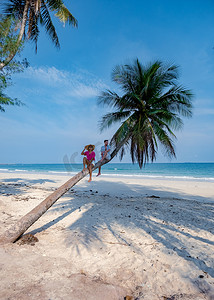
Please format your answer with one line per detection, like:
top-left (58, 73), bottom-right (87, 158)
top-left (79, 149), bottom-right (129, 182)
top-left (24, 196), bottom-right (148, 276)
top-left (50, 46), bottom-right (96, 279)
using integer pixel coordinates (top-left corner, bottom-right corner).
top-left (84, 151), bottom-right (95, 161)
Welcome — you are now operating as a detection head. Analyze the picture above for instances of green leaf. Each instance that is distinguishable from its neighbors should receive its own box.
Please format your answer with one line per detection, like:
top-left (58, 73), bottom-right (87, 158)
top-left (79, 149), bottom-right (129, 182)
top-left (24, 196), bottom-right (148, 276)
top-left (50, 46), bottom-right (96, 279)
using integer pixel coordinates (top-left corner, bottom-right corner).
top-left (98, 58), bottom-right (194, 168)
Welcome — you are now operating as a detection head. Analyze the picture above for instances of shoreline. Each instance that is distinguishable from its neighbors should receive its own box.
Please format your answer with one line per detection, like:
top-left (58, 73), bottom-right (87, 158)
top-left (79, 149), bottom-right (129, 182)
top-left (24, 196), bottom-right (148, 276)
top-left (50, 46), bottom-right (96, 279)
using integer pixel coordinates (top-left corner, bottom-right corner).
top-left (0, 171), bottom-right (214, 203)
top-left (0, 162), bottom-right (214, 183)
top-left (0, 171), bottom-right (214, 299)
top-left (0, 168), bottom-right (214, 183)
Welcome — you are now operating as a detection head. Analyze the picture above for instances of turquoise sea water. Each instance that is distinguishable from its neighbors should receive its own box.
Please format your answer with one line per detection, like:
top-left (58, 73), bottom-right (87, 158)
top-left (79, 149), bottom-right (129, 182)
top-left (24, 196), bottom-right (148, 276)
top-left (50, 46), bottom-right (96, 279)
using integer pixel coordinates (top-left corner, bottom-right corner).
top-left (0, 163), bottom-right (214, 181)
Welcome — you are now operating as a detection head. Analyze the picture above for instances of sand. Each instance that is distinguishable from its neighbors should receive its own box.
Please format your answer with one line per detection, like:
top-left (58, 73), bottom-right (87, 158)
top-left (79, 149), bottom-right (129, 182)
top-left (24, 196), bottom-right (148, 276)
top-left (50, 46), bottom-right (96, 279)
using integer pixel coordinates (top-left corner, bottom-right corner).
top-left (0, 171), bottom-right (214, 300)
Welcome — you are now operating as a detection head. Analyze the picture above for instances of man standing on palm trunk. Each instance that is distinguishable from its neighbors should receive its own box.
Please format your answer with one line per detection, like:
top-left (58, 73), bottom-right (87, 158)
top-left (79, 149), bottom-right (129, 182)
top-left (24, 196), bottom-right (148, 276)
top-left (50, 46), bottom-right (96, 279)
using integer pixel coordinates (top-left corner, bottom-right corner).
top-left (97, 140), bottom-right (111, 176)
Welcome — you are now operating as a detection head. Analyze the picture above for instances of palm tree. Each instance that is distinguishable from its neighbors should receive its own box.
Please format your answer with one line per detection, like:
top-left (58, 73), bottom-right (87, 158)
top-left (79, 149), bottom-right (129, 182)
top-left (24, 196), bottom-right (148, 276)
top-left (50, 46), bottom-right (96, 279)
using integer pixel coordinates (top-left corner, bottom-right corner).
top-left (98, 59), bottom-right (193, 168)
top-left (0, 59), bottom-right (193, 244)
top-left (0, 0), bottom-right (77, 70)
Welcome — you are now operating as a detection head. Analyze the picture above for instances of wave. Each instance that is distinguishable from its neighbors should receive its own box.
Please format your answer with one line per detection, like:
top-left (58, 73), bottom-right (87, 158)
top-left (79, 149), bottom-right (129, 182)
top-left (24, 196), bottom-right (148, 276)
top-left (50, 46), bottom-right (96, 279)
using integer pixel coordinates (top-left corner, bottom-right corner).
top-left (0, 166), bottom-right (214, 181)
top-left (47, 170), bottom-right (214, 181)
top-left (100, 173), bottom-right (214, 181)
top-left (47, 171), bottom-right (73, 174)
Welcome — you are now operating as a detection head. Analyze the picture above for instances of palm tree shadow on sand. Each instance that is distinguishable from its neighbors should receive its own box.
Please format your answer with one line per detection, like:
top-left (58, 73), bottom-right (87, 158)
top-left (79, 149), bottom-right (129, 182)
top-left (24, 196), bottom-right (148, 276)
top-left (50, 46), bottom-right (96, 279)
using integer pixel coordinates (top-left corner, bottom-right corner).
top-left (29, 180), bottom-right (214, 279)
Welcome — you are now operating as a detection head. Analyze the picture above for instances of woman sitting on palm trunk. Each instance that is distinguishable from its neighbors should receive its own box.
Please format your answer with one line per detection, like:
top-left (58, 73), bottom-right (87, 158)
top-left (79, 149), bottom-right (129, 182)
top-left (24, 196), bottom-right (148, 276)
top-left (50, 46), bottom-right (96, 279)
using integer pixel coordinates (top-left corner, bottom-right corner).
top-left (81, 144), bottom-right (95, 182)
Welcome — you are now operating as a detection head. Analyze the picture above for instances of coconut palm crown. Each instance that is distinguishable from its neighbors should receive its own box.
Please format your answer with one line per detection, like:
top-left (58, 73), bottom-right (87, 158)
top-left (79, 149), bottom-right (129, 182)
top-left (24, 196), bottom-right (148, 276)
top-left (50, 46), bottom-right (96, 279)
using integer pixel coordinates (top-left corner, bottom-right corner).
top-left (3, 0), bottom-right (77, 49)
top-left (98, 59), bottom-right (193, 168)
top-left (0, 0), bottom-right (77, 70)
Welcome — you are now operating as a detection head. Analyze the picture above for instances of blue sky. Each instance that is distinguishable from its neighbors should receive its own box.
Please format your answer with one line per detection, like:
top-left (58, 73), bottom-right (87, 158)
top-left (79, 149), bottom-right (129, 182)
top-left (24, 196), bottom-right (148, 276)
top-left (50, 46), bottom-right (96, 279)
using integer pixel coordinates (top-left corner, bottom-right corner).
top-left (1, 0), bottom-right (214, 164)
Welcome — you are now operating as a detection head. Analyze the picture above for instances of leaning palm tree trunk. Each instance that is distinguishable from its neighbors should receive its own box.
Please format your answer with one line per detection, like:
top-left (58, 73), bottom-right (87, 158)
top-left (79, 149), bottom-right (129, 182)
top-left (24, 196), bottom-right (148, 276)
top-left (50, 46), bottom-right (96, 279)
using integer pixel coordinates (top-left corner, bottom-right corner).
top-left (0, 142), bottom-right (124, 244)
top-left (0, 161), bottom-right (105, 244)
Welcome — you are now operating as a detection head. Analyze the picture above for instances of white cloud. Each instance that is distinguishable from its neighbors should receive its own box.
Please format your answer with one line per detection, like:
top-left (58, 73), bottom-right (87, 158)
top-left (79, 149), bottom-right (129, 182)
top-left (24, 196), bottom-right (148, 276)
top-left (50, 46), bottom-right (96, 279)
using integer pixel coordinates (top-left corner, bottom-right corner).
top-left (21, 66), bottom-right (109, 99)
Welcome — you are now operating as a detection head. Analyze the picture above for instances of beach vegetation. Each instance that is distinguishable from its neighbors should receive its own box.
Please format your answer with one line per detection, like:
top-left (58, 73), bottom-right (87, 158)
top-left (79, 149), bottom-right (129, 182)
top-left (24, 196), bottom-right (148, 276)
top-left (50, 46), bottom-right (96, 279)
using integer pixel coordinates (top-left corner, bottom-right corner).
top-left (98, 59), bottom-right (194, 168)
top-left (0, 0), bottom-right (77, 70)
top-left (0, 15), bottom-right (28, 111)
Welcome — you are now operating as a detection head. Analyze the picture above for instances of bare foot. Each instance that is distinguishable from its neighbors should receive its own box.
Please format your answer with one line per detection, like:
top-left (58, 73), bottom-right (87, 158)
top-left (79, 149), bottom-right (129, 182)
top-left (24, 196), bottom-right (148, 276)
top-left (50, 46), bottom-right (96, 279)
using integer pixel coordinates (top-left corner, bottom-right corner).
top-left (88, 178), bottom-right (92, 182)
top-left (96, 173), bottom-right (101, 177)
top-left (82, 168), bottom-right (87, 171)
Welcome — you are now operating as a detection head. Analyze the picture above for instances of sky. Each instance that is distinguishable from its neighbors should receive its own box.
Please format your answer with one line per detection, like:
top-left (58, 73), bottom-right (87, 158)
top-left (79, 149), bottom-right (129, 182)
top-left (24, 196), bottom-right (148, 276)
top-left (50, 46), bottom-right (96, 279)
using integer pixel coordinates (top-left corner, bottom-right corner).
top-left (1, 0), bottom-right (214, 164)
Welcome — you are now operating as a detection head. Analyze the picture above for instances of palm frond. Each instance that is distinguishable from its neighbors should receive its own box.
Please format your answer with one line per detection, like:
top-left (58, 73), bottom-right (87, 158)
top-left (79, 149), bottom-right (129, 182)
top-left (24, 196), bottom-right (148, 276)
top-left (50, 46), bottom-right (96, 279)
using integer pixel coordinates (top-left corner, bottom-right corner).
top-left (29, 14), bottom-right (39, 52)
top-left (99, 110), bottom-right (132, 132)
top-left (45, 0), bottom-right (77, 26)
top-left (149, 110), bottom-right (183, 131)
top-left (54, 5), bottom-right (77, 27)
top-left (40, 1), bottom-right (60, 48)
top-left (153, 123), bottom-right (176, 159)
top-left (2, 0), bottom-right (77, 51)
top-left (98, 58), bottom-right (194, 168)
top-left (97, 90), bottom-right (121, 108)
top-left (112, 64), bottom-right (136, 93)
top-left (160, 85), bottom-right (194, 117)
top-left (3, 0), bottom-right (25, 20)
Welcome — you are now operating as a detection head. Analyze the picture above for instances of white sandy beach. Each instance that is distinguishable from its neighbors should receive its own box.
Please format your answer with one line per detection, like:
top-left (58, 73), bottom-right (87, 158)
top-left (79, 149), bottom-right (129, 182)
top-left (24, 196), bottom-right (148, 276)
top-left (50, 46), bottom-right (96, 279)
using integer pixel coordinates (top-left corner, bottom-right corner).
top-left (0, 171), bottom-right (214, 300)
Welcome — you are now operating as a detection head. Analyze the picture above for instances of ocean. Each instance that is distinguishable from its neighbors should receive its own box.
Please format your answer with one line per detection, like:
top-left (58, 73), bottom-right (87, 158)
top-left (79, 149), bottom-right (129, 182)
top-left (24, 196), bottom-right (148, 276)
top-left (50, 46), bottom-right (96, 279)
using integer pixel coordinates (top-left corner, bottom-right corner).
top-left (0, 163), bottom-right (214, 181)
